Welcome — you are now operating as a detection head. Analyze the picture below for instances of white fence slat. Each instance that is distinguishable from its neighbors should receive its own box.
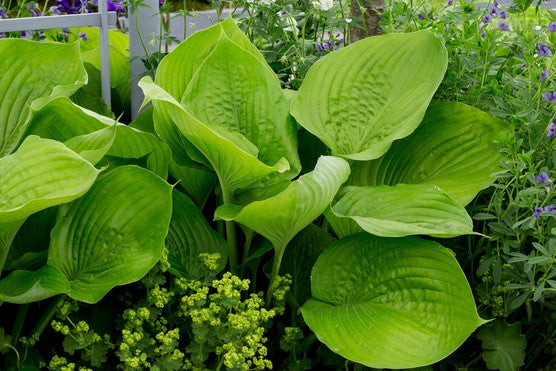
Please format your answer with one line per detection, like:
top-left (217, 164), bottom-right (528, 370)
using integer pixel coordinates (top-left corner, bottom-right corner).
top-left (0, 12), bottom-right (117, 32)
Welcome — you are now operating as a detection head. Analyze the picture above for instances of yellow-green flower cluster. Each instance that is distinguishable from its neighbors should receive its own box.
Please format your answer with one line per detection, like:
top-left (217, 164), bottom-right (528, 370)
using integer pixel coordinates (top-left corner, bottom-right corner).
top-left (199, 252), bottom-right (221, 271)
top-left (280, 327), bottom-right (303, 351)
top-left (148, 284), bottom-right (174, 308)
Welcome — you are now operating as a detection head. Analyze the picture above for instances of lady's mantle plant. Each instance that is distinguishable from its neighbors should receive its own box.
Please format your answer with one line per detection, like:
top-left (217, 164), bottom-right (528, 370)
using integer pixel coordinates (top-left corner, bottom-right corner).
top-left (1, 16), bottom-right (505, 369)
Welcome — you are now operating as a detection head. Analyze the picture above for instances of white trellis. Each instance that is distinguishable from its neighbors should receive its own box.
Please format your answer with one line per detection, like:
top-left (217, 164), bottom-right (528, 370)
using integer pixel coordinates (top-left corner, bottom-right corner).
top-left (0, 3), bottom-right (241, 118)
top-left (0, 1), bottom-right (116, 106)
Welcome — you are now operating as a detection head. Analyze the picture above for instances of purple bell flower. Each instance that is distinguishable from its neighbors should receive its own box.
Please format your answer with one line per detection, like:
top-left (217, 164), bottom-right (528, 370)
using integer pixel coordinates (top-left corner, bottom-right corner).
top-left (497, 22), bottom-right (509, 31)
top-left (544, 92), bottom-right (556, 103)
top-left (548, 22), bottom-right (556, 32)
top-left (538, 44), bottom-right (552, 57)
top-left (533, 206), bottom-right (543, 218)
top-left (541, 70), bottom-right (549, 80)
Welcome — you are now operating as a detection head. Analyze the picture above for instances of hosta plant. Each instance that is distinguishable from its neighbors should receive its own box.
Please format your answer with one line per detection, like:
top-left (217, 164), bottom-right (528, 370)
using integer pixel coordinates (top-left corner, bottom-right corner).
top-left (138, 17), bottom-right (504, 368)
top-left (1, 16), bottom-right (505, 369)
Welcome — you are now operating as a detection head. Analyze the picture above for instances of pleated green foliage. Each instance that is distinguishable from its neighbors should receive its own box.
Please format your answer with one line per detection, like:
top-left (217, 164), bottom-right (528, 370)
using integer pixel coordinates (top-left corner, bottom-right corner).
top-left (291, 30), bottom-right (447, 161)
top-left (348, 101), bottom-right (506, 206)
top-left (301, 234), bottom-right (487, 369)
top-left (141, 17), bottom-right (301, 195)
top-left (0, 39), bottom-right (86, 156)
top-left (48, 166), bottom-right (172, 303)
top-left (331, 184), bottom-right (473, 238)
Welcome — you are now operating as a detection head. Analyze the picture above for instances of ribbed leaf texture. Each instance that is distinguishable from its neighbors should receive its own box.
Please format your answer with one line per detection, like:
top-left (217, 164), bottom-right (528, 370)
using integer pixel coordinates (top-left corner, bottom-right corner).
top-left (301, 233), bottom-right (486, 369)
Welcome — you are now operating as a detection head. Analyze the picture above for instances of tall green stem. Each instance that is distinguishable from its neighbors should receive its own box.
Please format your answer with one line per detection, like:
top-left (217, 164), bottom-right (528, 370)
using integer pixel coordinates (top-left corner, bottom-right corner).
top-left (29, 295), bottom-right (65, 342)
top-left (221, 187), bottom-right (238, 274)
top-left (266, 241), bottom-right (287, 307)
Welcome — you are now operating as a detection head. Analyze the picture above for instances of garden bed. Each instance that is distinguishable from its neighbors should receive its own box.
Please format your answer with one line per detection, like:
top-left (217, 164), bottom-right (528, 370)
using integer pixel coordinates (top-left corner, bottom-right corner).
top-left (0, 0), bottom-right (556, 370)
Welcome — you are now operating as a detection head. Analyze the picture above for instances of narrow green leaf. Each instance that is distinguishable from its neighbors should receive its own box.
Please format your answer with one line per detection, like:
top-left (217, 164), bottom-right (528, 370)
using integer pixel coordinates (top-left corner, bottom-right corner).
top-left (477, 320), bottom-right (526, 371)
top-left (48, 166), bottom-right (172, 304)
top-left (349, 102), bottom-right (505, 205)
top-left (166, 190), bottom-right (227, 279)
top-left (291, 30), bottom-right (447, 160)
top-left (0, 39), bottom-right (86, 156)
top-left (0, 136), bottom-right (100, 224)
top-left (0, 265), bottom-right (70, 304)
top-left (332, 184), bottom-right (474, 237)
top-left (301, 233), bottom-right (486, 369)
top-left (215, 156), bottom-right (350, 253)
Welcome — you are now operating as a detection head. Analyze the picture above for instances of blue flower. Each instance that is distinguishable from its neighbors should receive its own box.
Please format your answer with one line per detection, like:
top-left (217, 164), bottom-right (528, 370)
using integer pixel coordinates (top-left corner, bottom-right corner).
top-left (548, 120), bottom-right (556, 138)
top-left (447, 0), bottom-right (453, 4)
top-left (0, 8), bottom-right (7, 19)
top-left (544, 92), bottom-right (556, 103)
top-left (538, 44), bottom-right (552, 57)
top-left (548, 22), bottom-right (556, 32)
top-left (544, 205), bottom-right (556, 213)
top-left (482, 15), bottom-right (492, 24)
top-left (417, 13), bottom-right (425, 20)
top-left (315, 43), bottom-right (324, 53)
top-left (497, 22), bottom-right (509, 31)
top-left (535, 172), bottom-right (550, 184)
top-left (533, 206), bottom-right (543, 218)
top-left (541, 70), bottom-right (549, 80)
top-left (78, 32), bottom-right (88, 41)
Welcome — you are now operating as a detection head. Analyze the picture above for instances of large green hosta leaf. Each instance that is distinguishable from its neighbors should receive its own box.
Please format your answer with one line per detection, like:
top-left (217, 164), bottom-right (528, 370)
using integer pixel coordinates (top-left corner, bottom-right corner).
top-left (47, 166), bottom-right (172, 303)
top-left (140, 77), bottom-right (289, 192)
top-left (301, 233), bottom-right (486, 369)
top-left (166, 190), bottom-right (227, 279)
top-left (331, 184), bottom-right (473, 238)
top-left (215, 156), bottom-right (349, 280)
top-left (348, 101), bottom-right (505, 205)
top-left (0, 136), bottom-right (99, 224)
top-left (152, 17), bottom-right (300, 188)
top-left (290, 30), bottom-right (447, 161)
top-left (0, 39), bottom-right (86, 156)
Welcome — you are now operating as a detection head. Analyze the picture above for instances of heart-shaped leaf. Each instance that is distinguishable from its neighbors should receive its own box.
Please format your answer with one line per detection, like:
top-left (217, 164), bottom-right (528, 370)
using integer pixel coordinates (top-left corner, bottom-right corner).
top-left (290, 30), bottom-right (447, 161)
top-left (331, 184), bottom-right (473, 237)
top-left (166, 190), bottom-right (227, 279)
top-left (48, 166), bottom-right (172, 304)
top-left (348, 101), bottom-right (505, 205)
top-left (0, 39), bottom-right (86, 156)
top-left (0, 265), bottom-right (70, 304)
top-left (301, 233), bottom-right (486, 369)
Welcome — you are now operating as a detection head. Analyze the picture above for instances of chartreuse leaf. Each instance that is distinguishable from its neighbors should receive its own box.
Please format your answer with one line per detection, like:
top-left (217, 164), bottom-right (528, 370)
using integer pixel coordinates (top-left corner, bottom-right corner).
top-left (477, 320), bottom-right (526, 371)
top-left (0, 136), bottom-right (100, 224)
top-left (140, 77), bottom-right (289, 192)
top-left (64, 125), bottom-right (117, 165)
top-left (349, 102), bottom-right (505, 205)
top-left (301, 233), bottom-right (486, 369)
top-left (331, 184), bottom-right (473, 238)
top-left (48, 166), bottom-right (172, 304)
top-left (180, 28), bottom-right (300, 180)
top-left (215, 156), bottom-right (349, 300)
top-left (166, 190), bottom-right (227, 279)
top-left (0, 39), bottom-right (86, 156)
top-left (290, 30), bottom-right (447, 161)
top-left (0, 265), bottom-right (70, 304)
top-left (26, 97), bottom-right (171, 178)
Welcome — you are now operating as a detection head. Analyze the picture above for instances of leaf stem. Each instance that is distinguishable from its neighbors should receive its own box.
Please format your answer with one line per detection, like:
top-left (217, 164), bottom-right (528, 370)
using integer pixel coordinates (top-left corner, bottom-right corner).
top-left (29, 295), bottom-right (65, 342)
top-left (221, 187), bottom-right (238, 274)
top-left (266, 241), bottom-right (287, 307)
